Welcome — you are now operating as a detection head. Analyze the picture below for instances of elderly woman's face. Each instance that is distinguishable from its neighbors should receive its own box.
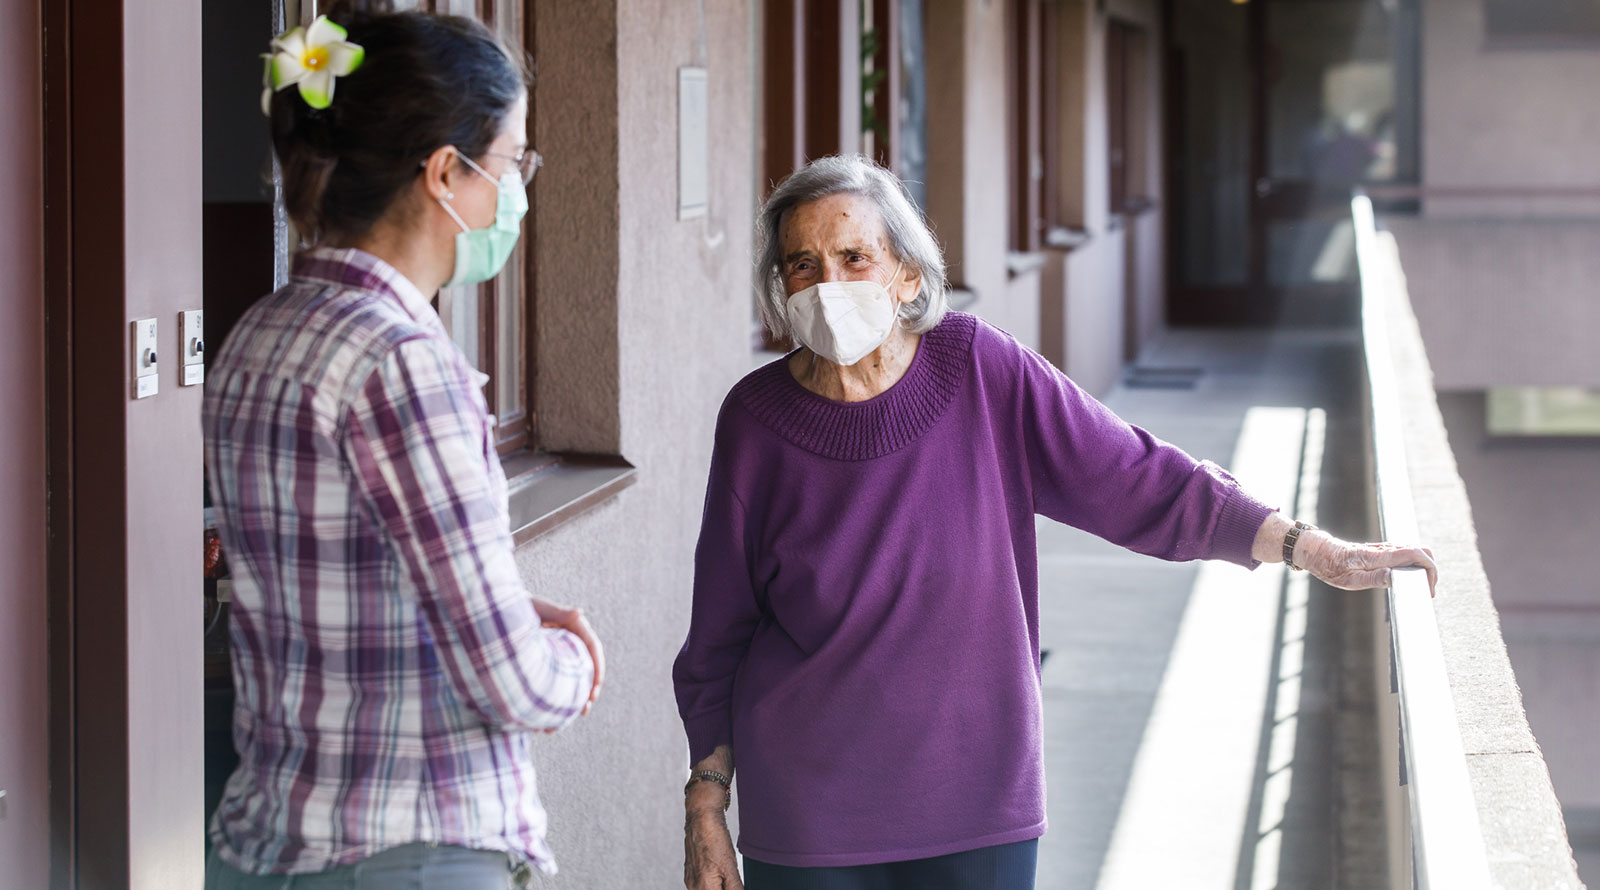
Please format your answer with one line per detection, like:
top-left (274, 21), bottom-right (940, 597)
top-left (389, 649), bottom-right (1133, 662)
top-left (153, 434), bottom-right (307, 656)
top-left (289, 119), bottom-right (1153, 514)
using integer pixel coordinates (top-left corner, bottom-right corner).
top-left (780, 194), bottom-right (914, 302)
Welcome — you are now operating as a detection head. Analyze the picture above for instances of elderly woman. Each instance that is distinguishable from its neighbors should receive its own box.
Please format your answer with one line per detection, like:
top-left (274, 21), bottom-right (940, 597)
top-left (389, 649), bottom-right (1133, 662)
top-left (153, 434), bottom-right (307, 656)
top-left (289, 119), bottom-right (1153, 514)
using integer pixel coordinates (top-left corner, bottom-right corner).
top-left (673, 155), bottom-right (1434, 890)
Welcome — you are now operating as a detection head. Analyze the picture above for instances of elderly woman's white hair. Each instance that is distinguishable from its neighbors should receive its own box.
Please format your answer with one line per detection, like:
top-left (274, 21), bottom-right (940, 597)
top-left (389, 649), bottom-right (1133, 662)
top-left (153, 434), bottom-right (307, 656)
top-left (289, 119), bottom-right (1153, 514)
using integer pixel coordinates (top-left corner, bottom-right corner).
top-left (756, 155), bottom-right (949, 339)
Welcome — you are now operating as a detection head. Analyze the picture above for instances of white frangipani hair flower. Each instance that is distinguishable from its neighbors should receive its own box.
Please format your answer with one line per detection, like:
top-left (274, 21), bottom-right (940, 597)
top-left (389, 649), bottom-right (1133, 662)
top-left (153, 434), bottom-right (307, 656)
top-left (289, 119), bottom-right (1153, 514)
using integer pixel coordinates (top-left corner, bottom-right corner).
top-left (261, 16), bottom-right (365, 115)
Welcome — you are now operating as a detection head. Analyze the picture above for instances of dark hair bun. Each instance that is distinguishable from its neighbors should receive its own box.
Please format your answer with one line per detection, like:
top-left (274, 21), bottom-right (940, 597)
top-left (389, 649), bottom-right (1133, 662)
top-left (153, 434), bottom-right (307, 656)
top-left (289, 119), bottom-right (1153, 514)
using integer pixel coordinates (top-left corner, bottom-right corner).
top-left (269, 5), bottom-right (528, 242)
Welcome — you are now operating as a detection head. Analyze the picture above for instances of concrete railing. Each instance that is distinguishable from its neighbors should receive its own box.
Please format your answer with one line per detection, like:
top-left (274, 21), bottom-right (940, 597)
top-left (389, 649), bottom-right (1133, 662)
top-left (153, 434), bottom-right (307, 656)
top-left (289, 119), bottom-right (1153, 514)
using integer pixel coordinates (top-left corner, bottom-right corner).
top-left (1352, 195), bottom-right (1583, 889)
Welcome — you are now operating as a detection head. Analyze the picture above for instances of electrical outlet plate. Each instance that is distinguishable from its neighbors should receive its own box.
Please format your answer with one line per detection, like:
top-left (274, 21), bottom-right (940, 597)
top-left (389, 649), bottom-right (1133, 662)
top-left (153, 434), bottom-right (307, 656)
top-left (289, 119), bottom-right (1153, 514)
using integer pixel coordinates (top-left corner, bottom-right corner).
top-left (132, 318), bottom-right (158, 400)
top-left (180, 309), bottom-right (204, 386)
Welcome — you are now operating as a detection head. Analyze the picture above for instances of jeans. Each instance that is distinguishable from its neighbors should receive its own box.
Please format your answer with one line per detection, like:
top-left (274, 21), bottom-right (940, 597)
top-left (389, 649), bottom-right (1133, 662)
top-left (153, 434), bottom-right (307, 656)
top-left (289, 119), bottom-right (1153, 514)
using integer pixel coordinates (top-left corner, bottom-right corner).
top-left (204, 843), bottom-right (521, 890)
top-left (743, 839), bottom-right (1039, 890)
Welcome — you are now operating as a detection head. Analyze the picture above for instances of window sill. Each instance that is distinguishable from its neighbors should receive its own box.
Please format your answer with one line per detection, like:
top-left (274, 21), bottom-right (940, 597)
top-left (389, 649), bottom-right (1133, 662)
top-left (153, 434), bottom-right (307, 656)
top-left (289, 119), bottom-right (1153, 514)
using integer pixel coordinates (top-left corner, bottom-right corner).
top-left (1120, 195), bottom-right (1159, 216)
top-left (502, 451), bottom-right (638, 546)
top-left (1006, 251), bottom-right (1048, 278)
top-left (1044, 226), bottom-right (1092, 251)
top-left (947, 285), bottom-right (980, 311)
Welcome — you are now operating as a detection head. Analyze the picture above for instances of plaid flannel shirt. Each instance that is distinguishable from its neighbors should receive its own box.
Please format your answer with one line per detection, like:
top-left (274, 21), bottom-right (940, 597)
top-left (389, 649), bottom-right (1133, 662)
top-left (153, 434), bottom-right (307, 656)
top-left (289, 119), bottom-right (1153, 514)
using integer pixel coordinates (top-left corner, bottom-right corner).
top-left (203, 248), bottom-right (592, 877)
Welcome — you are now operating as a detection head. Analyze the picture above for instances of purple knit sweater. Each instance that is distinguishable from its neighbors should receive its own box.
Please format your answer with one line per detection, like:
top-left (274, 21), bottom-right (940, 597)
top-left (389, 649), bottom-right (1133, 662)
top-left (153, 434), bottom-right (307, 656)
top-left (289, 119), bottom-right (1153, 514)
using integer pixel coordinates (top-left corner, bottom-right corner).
top-left (672, 312), bottom-right (1272, 867)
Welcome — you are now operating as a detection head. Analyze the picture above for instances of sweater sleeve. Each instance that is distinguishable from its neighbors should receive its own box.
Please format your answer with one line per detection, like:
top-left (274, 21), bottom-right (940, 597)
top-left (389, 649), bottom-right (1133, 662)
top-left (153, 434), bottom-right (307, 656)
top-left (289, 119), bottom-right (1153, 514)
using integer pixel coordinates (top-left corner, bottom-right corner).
top-left (344, 338), bottom-right (594, 732)
top-left (1013, 340), bottom-right (1273, 567)
top-left (672, 436), bottom-right (762, 765)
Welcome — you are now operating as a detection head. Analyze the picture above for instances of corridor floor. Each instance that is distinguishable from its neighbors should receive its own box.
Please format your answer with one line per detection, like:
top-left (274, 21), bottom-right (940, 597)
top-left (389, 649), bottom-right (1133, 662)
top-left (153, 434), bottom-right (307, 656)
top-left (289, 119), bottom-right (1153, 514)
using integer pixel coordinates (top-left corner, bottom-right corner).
top-left (1034, 327), bottom-right (1378, 890)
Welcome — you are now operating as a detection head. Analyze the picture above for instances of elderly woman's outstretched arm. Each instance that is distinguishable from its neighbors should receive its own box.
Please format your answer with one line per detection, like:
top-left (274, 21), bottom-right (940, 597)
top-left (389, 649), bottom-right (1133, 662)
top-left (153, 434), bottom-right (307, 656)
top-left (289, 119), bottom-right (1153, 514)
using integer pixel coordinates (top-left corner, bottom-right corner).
top-left (1007, 327), bottom-right (1438, 591)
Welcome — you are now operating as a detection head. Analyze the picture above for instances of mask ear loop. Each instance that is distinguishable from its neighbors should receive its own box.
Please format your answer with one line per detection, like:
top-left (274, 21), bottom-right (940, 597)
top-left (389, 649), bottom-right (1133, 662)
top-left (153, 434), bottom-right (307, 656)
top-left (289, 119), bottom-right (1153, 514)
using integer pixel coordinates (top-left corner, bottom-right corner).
top-left (884, 261), bottom-right (906, 325)
top-left (438, 197), bottom-right (471, 233)
top-left (432, 150), bottom-right (500, 234)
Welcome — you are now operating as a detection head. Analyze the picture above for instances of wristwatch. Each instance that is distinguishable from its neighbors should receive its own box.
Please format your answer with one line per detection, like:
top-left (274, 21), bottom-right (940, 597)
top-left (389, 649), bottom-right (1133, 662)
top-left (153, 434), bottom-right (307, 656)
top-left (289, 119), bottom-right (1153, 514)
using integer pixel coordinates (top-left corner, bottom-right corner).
top-left (1283, 521), bottom-right (1316, 571)
top-left (685, 769), bottom-right (732, 813)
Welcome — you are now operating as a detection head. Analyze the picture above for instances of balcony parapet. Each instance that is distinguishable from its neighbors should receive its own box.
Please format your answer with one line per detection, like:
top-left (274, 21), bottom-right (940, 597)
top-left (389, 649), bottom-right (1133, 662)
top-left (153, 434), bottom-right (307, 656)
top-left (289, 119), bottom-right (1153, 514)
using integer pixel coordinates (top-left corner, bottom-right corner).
top-left (1353, 195), bottom-right (1582, 889)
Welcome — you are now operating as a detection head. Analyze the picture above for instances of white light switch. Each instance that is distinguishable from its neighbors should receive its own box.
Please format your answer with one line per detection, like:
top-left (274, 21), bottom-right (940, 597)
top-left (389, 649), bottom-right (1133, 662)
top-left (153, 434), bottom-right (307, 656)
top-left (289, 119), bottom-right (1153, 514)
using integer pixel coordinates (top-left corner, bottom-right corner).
top-left (180, 309), bottom-right (204, 386)
top-left (132, 318), bottom-right (158, 400)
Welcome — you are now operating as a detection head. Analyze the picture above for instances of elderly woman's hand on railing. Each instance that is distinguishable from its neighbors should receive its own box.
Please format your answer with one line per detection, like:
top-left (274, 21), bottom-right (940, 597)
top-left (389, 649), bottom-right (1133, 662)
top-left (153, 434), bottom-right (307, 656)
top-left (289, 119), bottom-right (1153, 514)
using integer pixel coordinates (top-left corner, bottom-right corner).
top-left (1252, 513), bottom-right (1438, 596)
top-left (1297, 531), bottom-right (1439, 596)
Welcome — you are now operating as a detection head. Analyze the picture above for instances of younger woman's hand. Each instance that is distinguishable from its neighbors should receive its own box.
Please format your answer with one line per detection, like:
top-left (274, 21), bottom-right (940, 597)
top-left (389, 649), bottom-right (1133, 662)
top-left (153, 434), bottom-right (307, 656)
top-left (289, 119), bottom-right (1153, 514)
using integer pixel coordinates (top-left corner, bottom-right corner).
top-left (532, 597), bottom-right (604, 716)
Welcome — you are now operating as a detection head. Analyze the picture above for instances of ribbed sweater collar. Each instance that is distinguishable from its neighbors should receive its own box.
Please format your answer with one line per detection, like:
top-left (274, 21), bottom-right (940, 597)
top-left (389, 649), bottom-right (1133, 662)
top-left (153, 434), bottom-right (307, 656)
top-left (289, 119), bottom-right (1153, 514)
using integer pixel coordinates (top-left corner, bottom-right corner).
top-left (736, 312), bottom-right (978, 461)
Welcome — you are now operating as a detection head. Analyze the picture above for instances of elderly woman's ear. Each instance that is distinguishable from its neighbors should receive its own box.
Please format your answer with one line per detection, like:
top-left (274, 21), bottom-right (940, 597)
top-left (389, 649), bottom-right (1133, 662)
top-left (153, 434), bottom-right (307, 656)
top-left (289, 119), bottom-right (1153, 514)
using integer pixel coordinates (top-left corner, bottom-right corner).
top-left (894, 265), bottom-right (921, 304)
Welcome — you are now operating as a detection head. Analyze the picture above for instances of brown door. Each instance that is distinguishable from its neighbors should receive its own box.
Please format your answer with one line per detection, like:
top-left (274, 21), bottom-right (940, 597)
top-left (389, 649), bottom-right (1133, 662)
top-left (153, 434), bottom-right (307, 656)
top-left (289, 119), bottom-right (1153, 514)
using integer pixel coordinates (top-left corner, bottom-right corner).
top-left (1166, 0), bottom-right (1417, 326)
top-left (0, 0), bottom-right (50, 883)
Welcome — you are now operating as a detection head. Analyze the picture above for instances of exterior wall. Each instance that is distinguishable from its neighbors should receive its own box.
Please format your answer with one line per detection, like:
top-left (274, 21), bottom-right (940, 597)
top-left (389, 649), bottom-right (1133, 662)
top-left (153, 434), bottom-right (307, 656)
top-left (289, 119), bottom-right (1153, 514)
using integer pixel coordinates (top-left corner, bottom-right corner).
top-left (525, 0), bottom-right (756, 884)
top-left (1421, 0), bottom-right (1600, 216)
top-left (1386, 220), bottom-right (1600, 389)
top-left (1437, 393), bottom-right (1600, 813)
top-left (121, 1), bottom-right (208, 885)
top-left (1392, 5), bottom-right (1600, 388)
top-left (1047, 0), bottom-right (1165, 396)
top-left (0, 0), bottom-right (48, 884)
top-left (925, 0), bottom-right (1031, 349)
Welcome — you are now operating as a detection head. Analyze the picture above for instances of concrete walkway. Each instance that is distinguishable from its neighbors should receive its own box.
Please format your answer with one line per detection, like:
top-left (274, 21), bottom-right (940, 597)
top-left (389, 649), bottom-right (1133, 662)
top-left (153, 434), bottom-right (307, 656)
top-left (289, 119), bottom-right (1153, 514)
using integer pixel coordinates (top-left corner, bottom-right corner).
top-left (1035, 328), bottom-right (1380, 890)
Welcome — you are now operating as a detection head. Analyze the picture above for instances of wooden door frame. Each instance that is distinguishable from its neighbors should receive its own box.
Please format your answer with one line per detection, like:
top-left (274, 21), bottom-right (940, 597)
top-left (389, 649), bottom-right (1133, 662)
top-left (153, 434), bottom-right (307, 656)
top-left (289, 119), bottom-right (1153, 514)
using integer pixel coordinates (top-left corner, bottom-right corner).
top-left (45, 0), bottom-right (208, 886)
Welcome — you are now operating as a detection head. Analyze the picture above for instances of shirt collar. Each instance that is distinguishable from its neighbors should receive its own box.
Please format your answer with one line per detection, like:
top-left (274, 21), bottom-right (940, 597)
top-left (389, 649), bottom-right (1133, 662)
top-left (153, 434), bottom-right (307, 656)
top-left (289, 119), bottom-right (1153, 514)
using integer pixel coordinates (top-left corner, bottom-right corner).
top-left (291, 247), bottom-right (440, 330)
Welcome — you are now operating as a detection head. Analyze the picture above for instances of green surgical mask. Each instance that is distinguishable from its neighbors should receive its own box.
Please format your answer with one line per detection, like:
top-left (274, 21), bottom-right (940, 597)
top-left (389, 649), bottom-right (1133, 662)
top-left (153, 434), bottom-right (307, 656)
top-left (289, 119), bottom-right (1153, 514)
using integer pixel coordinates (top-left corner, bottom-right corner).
top-left (438, 153), bottom-right (528, 287)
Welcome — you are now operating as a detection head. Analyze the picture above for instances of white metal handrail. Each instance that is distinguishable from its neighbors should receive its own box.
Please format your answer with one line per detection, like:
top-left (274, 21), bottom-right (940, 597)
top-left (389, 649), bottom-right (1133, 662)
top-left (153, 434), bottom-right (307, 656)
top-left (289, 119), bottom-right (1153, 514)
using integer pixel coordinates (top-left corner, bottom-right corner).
top-left (1352, 194), bottom-right (1494, 890)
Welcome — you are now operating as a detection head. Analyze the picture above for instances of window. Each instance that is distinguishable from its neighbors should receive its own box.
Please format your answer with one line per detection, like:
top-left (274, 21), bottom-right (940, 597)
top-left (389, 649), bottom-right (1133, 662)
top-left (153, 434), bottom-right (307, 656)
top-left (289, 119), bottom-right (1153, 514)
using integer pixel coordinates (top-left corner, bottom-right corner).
top-left (1008, 0), bottom-right (1052, 252)
top-left (863, 0), bottom-right (928, 208)
top-left (1106, 18), bottom-right (1150, 217)
top-left (1485, 0), bottom-right (1600, 45)
top-left (429, 0), bottom-right (534, 455)
top-left (1487, 387), bottom-right (1600, 436)
top-left (762, 0), bottom-right (856, 195)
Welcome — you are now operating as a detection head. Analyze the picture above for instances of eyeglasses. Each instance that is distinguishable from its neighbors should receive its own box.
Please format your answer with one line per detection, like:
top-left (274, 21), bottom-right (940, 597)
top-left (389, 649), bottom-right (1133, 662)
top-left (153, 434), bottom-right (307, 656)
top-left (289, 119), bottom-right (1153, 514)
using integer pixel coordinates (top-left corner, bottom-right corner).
top-left (484, 148), bottom-right (544, 186)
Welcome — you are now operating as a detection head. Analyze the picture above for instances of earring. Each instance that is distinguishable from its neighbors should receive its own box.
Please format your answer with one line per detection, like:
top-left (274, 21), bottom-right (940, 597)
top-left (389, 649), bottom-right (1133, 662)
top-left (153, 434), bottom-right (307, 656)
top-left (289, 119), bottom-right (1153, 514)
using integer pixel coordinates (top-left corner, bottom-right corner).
top-left (445, 191), bottom-right (454, 200)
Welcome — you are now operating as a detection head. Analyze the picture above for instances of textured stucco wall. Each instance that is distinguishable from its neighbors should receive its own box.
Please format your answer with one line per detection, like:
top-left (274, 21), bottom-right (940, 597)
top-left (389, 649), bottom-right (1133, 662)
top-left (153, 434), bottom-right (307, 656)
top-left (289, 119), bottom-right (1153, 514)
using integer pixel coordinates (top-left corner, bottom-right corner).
top-left (524, 1), bottom-right (756, 885)
top-left (925, 0), bottom-right (1032, 349)
top-left (0, 0), bottom-right (47, 885)
top-left (1048, 0), bottom-right (1165, 396)
top-left (1421, 0), bottom-right (1600, 216)
top-left (1064, 229), bottom-right (1126, 396)
top-left (1386, 219), bottom-right (1600, 389)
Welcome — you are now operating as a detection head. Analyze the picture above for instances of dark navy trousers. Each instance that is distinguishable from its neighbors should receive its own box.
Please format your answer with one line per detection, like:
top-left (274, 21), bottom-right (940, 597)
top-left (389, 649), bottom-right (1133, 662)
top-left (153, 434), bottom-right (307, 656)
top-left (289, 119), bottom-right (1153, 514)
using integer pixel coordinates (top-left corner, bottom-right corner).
top-left (743, 839), bottom-right (1039, 890)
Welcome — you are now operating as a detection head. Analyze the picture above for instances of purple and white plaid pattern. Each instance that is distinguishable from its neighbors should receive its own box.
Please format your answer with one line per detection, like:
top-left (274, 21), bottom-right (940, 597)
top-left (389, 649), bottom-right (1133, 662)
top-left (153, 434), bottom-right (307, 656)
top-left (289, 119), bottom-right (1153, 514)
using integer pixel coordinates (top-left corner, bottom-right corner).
top-left (203, 248), bottom-right (592, 877)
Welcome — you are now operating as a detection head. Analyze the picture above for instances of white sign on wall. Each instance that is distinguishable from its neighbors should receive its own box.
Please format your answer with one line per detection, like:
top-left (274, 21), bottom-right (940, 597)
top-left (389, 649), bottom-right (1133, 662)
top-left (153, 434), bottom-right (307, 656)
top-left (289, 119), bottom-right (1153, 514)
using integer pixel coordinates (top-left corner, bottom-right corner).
top-left (678, 66), bottom-right (709, 221)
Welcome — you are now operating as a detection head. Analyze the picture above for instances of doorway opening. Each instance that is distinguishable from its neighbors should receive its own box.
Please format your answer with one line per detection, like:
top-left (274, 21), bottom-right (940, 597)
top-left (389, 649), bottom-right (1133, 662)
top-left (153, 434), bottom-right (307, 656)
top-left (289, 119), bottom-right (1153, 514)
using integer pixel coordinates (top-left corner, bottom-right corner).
top-left (1165, 0), bottom-right (1419, 326)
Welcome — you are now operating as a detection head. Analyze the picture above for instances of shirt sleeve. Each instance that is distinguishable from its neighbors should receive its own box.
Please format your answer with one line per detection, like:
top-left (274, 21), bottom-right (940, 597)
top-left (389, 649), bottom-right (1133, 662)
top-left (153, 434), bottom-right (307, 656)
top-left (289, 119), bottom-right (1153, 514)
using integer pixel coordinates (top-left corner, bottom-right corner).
top-left (343, 336), bottom-right (593, 732)
top-left (672, 437), bottom-right (762, 766)
top-left (1015, 343), bottom-right (1273, 567)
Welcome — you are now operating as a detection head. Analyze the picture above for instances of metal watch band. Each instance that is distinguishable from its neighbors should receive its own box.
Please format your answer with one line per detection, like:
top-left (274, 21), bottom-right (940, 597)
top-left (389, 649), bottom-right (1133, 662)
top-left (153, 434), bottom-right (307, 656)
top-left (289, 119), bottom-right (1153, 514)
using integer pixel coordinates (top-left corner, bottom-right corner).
top-left (685, 770), bottom-right (732, 812)
top-left (1283, 521), bottom-right (1316, 571)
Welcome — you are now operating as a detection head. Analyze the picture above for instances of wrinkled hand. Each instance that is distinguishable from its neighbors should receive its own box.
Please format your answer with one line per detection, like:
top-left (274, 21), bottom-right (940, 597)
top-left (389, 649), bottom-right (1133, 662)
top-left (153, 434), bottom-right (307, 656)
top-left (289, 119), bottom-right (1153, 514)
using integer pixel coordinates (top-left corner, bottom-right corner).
top-left (1298, 533), bottom-right (1438, 596)
top-left (532, 597), bottom-right (604, 719)
top-left (684, 809), bottom-right (742, 890)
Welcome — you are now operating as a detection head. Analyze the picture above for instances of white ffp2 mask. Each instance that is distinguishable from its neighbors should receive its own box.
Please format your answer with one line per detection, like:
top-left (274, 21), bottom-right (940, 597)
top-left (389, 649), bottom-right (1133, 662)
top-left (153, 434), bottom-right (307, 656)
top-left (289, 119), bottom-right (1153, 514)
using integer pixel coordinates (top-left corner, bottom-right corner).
top-left (785, 264), bottom-right (904, 366)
